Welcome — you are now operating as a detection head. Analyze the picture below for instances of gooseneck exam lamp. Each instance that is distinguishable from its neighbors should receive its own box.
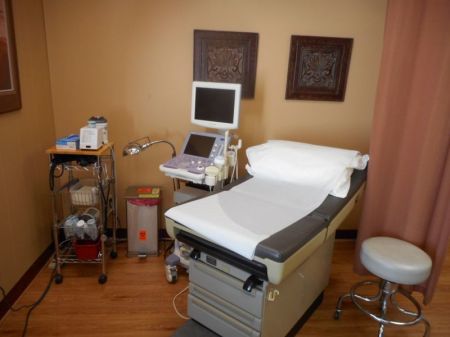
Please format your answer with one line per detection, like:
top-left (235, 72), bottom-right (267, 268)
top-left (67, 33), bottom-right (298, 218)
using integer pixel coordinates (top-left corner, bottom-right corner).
top-left (122, 137), bottom-right (176, 158)
top-left (122, 136), bottom-right (178, 189)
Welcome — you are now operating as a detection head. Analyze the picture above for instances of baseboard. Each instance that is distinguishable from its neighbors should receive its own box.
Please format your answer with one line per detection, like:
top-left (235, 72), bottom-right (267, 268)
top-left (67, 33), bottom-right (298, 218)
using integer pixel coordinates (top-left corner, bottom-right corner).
top-left (0, 244), bottom-right (54, 321)
top-left (335, 229), bottom-right (358, 239)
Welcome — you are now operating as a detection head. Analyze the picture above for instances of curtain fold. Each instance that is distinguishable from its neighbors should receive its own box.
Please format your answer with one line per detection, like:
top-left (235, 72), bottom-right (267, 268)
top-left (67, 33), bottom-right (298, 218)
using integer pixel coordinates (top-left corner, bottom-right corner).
top-left (354, 0), bottom-right (450, 304)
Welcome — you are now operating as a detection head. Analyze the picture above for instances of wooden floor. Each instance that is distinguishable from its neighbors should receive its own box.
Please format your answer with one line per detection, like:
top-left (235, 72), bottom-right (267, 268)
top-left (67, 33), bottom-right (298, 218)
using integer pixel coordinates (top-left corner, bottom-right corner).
top-left (1, 240), bottom-right (449, 337)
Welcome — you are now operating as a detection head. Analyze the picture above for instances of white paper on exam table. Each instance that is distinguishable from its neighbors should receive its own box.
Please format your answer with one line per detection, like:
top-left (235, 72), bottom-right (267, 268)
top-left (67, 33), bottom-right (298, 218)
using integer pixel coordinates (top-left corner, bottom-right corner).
top-left (165, 176), bottom-right (332, 260)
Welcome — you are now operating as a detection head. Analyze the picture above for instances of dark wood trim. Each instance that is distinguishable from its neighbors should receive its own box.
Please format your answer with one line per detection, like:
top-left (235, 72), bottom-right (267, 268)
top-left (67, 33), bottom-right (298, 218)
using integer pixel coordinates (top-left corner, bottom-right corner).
top-left (335, 229), bottom-right (358, 239)
top-left (0, 244), bottom-right (54, 320)
top-left (285, 35), bottom-right (353, 101)
top-left (0, 0), bottom-right (22, 113)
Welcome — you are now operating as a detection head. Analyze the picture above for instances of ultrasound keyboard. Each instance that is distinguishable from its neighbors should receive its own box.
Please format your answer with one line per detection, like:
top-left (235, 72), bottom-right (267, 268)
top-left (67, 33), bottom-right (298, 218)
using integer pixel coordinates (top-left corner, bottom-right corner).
top-left (159, 131), bottom-right (226, 183)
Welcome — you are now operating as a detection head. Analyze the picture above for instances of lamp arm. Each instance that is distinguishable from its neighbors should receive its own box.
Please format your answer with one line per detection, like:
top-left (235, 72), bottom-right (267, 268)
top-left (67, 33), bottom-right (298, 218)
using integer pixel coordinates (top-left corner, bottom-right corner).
top-left (149, 140), bottom-right (177, 157)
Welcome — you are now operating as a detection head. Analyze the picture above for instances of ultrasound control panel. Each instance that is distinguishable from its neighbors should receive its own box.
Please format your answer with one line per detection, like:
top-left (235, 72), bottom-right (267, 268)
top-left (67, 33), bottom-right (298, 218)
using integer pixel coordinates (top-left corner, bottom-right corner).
top-left (160, 132), bottom-right (226, 182)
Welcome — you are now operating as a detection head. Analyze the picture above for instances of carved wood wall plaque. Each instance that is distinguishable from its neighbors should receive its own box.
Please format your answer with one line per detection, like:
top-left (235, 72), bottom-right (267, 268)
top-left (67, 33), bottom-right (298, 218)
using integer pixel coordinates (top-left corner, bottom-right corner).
top-left (194, 30), bottom-right (259, 99)
top-left (285, 35), bottom-right (353, 101)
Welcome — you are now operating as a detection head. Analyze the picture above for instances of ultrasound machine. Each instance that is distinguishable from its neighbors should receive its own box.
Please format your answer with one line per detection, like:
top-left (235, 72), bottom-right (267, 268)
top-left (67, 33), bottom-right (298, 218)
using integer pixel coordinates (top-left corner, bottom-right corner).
top-left (160, 81), bottom-right (242, 187)
top-left (160, 81), bottom-right (242, 282)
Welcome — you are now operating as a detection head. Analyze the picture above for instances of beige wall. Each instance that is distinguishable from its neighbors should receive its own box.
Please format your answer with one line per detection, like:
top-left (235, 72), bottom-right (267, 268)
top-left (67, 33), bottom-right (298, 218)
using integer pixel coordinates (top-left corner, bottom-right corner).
top-left (43, 0), bottom-right (387, 228)
top-left (0, 0), bottom-right (54, 292)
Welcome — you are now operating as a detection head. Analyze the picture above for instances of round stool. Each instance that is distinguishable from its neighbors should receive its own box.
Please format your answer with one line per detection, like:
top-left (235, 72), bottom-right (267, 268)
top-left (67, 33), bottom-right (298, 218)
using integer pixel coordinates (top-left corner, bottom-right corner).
top-left (335, 237), bottom-right (432, 337)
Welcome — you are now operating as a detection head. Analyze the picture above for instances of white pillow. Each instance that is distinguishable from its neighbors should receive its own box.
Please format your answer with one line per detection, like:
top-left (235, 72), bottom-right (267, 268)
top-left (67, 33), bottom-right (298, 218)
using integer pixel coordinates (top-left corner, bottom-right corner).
top-left (246, 140), bottom-right (369, 198)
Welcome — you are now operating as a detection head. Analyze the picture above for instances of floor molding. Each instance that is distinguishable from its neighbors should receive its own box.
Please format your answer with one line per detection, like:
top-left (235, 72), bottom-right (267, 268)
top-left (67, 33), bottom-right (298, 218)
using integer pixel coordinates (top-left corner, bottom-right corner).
top-left (0, 244), bottom-right (54, 321)
top-left (335, 229), bottom-right (358, 239)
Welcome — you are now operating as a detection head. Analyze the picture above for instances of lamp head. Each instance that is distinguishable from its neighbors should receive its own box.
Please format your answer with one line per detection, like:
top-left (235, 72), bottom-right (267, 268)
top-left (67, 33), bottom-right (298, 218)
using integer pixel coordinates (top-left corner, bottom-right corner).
top-left (122, 136), bottom-right (176, 158)
top-left (122, 143), bottom-right (140, 156)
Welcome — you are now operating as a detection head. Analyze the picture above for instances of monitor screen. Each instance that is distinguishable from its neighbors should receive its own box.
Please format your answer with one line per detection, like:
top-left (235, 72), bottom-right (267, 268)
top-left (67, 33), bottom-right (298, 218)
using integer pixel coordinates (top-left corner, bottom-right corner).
top-left (191, 81), bottom-right (241, 130)
top-left (183, 134), bottom-right (216, 158)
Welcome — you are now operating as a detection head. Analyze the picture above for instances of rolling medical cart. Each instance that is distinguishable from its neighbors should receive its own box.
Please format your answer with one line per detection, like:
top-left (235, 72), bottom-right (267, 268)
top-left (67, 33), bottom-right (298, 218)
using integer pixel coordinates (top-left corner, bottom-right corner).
top-left (46, 143), bottom-right (118, 284)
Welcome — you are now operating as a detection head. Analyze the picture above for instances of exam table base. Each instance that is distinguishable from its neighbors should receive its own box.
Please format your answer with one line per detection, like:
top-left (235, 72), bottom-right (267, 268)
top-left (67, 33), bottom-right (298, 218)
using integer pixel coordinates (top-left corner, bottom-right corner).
top-left (173, 292), bottom-right (324, 337)
top-left (173, 235), bottom-right (334, 337)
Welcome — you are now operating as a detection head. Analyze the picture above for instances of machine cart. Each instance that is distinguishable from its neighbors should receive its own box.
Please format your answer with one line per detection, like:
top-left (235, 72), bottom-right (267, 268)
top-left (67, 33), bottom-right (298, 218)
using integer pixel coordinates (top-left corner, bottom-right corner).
top-left (46, 143), bottom-right (118, 284)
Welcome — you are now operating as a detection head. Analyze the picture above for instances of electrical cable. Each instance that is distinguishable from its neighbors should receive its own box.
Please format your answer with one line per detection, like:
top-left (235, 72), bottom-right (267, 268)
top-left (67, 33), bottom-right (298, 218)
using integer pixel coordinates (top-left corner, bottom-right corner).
top-left (172, 285), bottom-right (190, 320)
top-left (1, 259), bottom-right (56, 337)
top-left (235, 152), bottom-right (239, 180)
top-left (48, 162), bottom-right (64, 191)
top-left (20, 266), bottom-right (56, 337)
top-left (229, 148), bottom-right (239, 182)
top-left (0, 286), bottom-right (34, 312)
top-left (230, 150), bottom-right (237, 183)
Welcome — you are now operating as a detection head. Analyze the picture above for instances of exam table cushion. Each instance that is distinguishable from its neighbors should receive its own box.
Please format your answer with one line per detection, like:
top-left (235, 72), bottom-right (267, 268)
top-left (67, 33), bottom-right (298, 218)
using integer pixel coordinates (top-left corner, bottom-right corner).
top-left (254, 168), bottom-right (367, 262)
top-left (246, 140), bottom-right (369, 198)
top-left (166, 176), bottom-right (332, 260)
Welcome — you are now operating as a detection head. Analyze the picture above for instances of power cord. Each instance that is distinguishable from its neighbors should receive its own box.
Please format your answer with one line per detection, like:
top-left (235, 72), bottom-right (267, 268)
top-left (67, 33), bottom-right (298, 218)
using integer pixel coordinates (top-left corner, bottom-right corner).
top-left (172, 285), bottom-right (190, 320)
top-left (1, 260), bottom-right (56, 337)
top-left (0, 286), bottom-right (34, 312)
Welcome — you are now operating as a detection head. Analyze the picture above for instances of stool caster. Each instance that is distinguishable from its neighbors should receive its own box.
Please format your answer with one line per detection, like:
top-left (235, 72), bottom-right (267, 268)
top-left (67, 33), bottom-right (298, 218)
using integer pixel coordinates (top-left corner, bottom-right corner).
top-left (333, 309), bottom-right (341, 320)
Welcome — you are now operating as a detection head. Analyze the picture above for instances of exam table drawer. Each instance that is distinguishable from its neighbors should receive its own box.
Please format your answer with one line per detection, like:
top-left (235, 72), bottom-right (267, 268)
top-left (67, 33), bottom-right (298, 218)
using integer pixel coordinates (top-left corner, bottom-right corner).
top-left (189, 294), bottom-right (261, 337)
top-left (190, 259), bottom-right (264, 318)
top-left (190, 283), bottom-right (262, 331)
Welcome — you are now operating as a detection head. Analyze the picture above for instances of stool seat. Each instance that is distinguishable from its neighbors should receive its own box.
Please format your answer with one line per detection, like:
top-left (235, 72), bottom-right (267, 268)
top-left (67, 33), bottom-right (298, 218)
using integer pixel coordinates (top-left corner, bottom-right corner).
top-left (361, 237), bottom-right (432, 285)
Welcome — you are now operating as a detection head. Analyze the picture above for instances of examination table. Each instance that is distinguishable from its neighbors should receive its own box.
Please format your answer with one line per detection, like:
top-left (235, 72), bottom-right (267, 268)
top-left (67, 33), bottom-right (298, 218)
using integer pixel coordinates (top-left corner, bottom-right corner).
top-left (166, 169), bottom-right (367, 337)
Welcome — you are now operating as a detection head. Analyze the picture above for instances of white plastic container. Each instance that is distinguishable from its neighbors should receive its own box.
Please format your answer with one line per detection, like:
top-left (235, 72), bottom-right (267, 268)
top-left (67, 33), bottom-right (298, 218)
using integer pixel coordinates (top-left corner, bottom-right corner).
top-left (88, 116), bottom-right (108, 144)
top-left (70, 182), bottom-right (99, 206)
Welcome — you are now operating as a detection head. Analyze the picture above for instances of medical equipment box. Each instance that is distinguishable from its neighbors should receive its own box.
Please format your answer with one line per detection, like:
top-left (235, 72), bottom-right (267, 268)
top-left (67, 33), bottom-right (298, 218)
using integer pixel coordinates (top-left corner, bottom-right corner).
top-left (125, 186), bottom-right (160, 257)
top-left (80, 125), bottom-right (105, 150)
top-left (56, 134), bottom-right (80, 150)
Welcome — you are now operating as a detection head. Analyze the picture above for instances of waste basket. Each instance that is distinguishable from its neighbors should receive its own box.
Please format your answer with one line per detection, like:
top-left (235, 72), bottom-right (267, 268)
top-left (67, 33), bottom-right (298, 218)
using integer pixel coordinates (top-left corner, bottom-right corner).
top-left (125, 186), bottom-right (160, 257)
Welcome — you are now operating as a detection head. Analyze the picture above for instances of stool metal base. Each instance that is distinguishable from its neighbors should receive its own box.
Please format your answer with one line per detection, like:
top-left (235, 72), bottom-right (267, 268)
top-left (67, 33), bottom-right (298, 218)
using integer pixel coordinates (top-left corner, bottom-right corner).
top-left (335, 279), bottom-right (430, 337)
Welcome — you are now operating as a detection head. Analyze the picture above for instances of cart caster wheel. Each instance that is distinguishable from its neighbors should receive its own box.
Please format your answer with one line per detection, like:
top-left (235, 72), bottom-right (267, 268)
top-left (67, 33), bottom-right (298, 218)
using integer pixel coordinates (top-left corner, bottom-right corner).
top-left (98, 274), bottom-right (107, 284)
top-left (165, 264), bottom-right (178, 283)
top-left (54, 274), bottom-right (63, 284)
top-left (110, 251), bottom-right (118, 259)
top-left (334, 310), bottom-right (341, 320)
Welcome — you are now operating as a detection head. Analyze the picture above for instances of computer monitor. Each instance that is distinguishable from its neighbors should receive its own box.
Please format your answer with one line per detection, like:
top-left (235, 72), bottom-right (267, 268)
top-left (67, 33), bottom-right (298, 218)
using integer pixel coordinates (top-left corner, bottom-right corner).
top-left (191, 81), bottom-right (241, 130)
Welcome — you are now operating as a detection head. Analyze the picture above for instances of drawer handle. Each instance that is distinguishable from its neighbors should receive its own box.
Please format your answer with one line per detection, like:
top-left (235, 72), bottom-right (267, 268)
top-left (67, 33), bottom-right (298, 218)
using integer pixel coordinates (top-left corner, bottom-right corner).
top-left (243, 275), bottom-right (262, 293)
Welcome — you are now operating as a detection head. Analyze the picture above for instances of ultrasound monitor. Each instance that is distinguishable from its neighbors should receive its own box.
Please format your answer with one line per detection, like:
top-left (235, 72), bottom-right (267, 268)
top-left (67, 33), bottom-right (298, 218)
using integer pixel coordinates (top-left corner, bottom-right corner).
top-left (183, 133), bottom-right (217, 158)
top-left (191, 81), bottom-right (241, 130)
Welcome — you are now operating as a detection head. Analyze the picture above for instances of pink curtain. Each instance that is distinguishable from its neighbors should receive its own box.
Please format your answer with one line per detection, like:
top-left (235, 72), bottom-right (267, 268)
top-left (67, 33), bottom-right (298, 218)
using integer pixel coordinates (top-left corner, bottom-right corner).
top-left (355, 0), bottom-right (450, 304)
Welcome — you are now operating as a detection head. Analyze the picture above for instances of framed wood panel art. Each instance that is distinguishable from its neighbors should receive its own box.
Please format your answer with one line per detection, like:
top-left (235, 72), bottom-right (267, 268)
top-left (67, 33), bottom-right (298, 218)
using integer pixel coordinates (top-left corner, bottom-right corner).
top-left (285, 35), bottom-right (353, 101)
top-left (194, 30), bottom-right (258, 99)
top-left (0, 0), bottom-right (20, 113)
